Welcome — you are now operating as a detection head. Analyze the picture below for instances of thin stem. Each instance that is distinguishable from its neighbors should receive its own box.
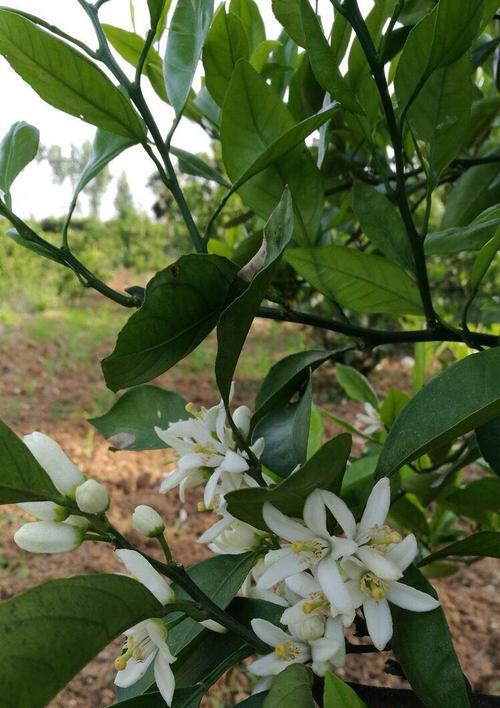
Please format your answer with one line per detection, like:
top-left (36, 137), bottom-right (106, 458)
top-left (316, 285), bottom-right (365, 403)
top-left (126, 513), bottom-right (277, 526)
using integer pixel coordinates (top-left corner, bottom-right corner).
top-left (134, 28), bottom-right (155, 88)
top-left (379, 0), bottom-right (404, 60)
top-left (158, 534), bottom-right (174, 564)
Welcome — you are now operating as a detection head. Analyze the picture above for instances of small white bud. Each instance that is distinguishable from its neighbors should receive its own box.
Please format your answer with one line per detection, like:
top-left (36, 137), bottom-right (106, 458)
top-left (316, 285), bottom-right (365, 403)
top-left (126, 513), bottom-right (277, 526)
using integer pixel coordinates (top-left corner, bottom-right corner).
top-left (17, 501), bottom-right (69, 522)
top-left (65, 514), bottom-right (90, 530)
top-left (288, 615), bottom-right (325, 641)
top-left (14, 521), bottom-right (83, 554)
top-left (132, 505), bottom-right (165, 537)
top-left (200, 619), bottom-right (228, 634)
top-left (233, 405), bottom-right (251, 438)
top-left (75, 479), bottom-right (109, 514)
top-left (23, 432), bottom-right (84, 498)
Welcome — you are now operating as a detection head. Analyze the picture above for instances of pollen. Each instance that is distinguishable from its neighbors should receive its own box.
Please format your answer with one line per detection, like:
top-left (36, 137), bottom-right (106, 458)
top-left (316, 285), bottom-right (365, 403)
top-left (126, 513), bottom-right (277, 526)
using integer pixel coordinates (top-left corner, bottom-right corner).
top-left (114, 646), bottom-right (133, 671)
top-left (291, 540), bottom-right (305, 553)
top-left (360, 572), bottom-right (387, 600)
top-left (369, 524), bottom-right (402, 548)
top-left (275, 640), bottom-right (301, 661)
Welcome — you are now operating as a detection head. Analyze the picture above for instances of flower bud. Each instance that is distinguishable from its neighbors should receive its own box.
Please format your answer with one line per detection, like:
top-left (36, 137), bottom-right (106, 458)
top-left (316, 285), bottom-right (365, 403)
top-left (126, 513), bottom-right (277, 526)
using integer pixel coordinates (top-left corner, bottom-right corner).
top-left (200, 619), bottom-right (228, 634)
top-left (75, 479), bottom-right (109, 514)
top-left (233, 405), bottom-right (251, 438)
top-left (65, 514), bottom-right (90, 530)
top-left (17, 501), bottom-right (69, 522)
top-left (132, 505), bottom-right (165, 537)
top-left (14, 521), bottom-right (83, 554)
top-left (23, 432), bottom-right (84, 497)
top-left (288, 614), bottom-right (325, 641)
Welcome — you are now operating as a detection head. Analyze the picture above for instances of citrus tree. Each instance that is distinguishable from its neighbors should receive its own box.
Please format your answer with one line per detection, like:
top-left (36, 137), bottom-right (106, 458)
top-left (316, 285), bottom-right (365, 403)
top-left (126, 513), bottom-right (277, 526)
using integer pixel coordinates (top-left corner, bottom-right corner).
top-left (0, 1), bottom-right (499, 707)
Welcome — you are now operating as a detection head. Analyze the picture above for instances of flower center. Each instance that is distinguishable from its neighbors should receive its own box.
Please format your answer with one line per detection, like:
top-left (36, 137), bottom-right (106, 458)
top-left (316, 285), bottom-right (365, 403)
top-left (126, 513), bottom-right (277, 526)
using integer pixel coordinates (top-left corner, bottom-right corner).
top-left (275, 640), bottom-right (302, 661)
top-left (368, 524), bottom-right (402, 549)
top-left (360, 572), bottom-right (386, 600)
top-left (290, 538), bottom-right (328, 563)
top-left (302, 592), bottom-right (330, 615)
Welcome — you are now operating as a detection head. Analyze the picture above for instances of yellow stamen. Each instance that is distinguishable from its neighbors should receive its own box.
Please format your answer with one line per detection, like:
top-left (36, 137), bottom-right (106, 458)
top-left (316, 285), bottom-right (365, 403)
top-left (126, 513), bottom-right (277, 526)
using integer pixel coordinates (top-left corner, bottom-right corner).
top-left (291, 541), bottom-right (305, 553)
top-left (360, 572), bottom-right (386, 600)
top-left (114, 647), bottom-right (133, 671)
top-left (185, 402), bottom-right (198, 416)
top-left (274, 640), bottom-right (301, 661)
top-left (197, 502), bottom-right (206, 512)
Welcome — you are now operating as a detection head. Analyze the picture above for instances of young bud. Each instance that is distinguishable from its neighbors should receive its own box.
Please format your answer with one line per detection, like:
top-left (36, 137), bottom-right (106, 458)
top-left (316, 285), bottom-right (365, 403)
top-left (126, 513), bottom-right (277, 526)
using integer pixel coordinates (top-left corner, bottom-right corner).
top-left (75, 479), bottom-right (109, 514)
top-left (132, 505), bottom-right (165, 537)
top-left (23, 432), bottom-right (84, 498)
top-left (17, 501), bottom-right (69, 522)
top-left (14, 521), bottom-right (83, 554)
top-left (199, 619), bottom-right (228, 634)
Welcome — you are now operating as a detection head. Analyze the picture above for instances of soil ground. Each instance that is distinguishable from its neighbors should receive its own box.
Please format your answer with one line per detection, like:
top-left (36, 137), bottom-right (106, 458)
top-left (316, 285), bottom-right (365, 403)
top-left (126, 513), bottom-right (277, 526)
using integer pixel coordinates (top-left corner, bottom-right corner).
top-left (1, 300), bottom-right (499, 706)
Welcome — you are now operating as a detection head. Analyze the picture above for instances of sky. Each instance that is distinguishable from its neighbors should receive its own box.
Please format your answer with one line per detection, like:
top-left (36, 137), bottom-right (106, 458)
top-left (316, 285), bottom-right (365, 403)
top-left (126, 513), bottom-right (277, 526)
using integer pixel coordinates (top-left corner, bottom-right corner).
top-left (0, 0), bottom-right (369, 220)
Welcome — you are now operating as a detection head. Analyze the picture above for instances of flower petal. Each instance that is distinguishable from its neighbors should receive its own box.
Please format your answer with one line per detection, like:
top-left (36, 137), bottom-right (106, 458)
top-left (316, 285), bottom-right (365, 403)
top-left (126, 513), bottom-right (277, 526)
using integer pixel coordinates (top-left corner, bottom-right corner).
top-left (220, 450), bottom-right (249, 474)
top-left (204, 467), bottom-right (223, 508)
top-left (363, 598), bottom-right (392, 650)
top-left (344, 579), bottom-right (365, 609)
top-left (386, 582), bottom-right (440, 612)
top-left (317, 555), bottom-right (354, 616)
top-left (356, 547), bottom-right (402, 581)
top-left (159, 467), bottom-right (190, 494)
top-left (198, 515), bottom-right (233, 544)
top-left (386, 534), bottom-right (417, 572)
top-left (154, 652), bottom-right (176, 706)
top-left (251, 618), bottom-right (291, 647)
top-left (262, 503), bottom-right (315, 541)
top-left (285, 572), bottom-right (322, 599)
top-left (320, 490), bottom-right (356, 539)
top-left (115, 550), bottom-right (173, 605)
top-left (330, 537), bottom-right (358, 560)
top-left (114, 652), bottom-right (155, 688)
top-left (257, 552), bottom-right (308, 589)
top-left (303, 490), bottom-right (328, 537)
top-left (249, 653), bottom-right (284, 677)
top-left (357, 478), bottom-right (390, 537)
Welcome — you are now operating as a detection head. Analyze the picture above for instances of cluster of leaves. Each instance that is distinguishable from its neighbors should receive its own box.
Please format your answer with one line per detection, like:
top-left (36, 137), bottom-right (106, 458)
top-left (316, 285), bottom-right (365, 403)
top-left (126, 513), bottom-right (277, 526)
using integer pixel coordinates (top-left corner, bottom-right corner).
top-left (0, 0), bottom-right (499, 707)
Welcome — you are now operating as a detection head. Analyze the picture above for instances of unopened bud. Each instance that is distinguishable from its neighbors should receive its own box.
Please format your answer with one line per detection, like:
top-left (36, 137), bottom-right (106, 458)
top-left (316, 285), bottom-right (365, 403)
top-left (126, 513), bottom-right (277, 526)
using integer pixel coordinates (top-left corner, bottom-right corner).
top-left (17, 501), bottom-right (69, 522)
top-left (23, 432), bottom-right (84, 498)
top-left (200, 619), bottom-right (228, 633)
top-left (132, 505), bottom-right (165, 537)
top-left (14, 521), bottom-right (83, 554)
top-left (75, 479), bottom-right (109, 514)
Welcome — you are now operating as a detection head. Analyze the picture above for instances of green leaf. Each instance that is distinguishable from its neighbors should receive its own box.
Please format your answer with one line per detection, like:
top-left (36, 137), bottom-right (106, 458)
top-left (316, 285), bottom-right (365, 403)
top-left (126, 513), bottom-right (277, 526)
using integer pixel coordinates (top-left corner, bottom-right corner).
top-left (235, 695), bottom-right (266, 707)
top-left (395, 0), bottom-right (488, 109)
top-left (391, 566), bottom-right (470, 708)
top-left (425, 205), bottom-right (500, 255)
top-left (271, 0), bottom-right (305, 47)
top-left (102, 255), bottom-right (237, 391)
top-left (89, 384), bottom-right (189, 451)
top-left (250, 39), bottom-right (281, 74)
top-left (340, 455), bottom-right (378, 510)
top-left (170, 145), bottom-right (230, 187)
top-left (376, 348), bottom-right (500, 478)
top-left (0, 121), bottom-right (39, 200)
top-left (216, 189), bottom-right (294, 402)
top-left (379, 389), bottom-right (409, 428)
top-left (202, 6), bottom-right (249, 107)
top-left (441, 160), bottom-right (500, 229)
top-left (406, 55), bottom-right (473, 185)
top-left (1, 574), bottom-right (163, 708)
top-left (299, 0), bottom-right (363, 115)
top-left (252, 377), bottom-right (312, 478)
top-left (352, 183), bottom-right (413, 271)
top-left (441, 477), bottom-right (500, 518)
top-left (476, 416), bottom-right (500, 474)
top-left (324, 672), bottom-right (367, 708)
top-left (226, 434), bottom-right (351, 530)
top-left (419, 532), bottom-right (500, 566)
top-left (164, 0), bottom-right (214, 115)
top-left (263, 664), bottom-right (315, 708)
top-left (0, 10), bottom-right (145, 140)
top-left (470, 227), bottom-right (500, 291)
top-left (389, 495), bottom-right (430, 537)
top-left (285, 246), bottom-right (423, 315)
top-left (255, 349), bottom-right (332, 422)
top-left (221, 60), bottom-right (327, 244)
top-left (229, 0), bottom-right (265, 51)
top-left (0, 417), bottom-right (61, 504)
top-left (148, 0), bottom-right (169, 29)
top-left (335, 363), bottom-right (378, 408)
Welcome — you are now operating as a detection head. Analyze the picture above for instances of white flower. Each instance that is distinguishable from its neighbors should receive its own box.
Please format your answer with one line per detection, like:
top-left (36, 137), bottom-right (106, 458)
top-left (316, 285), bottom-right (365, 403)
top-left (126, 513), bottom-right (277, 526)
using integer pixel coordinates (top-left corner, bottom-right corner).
top-left (281, 573), bottom-right (341, 641)
top-left (133, 505), bottom-right (165, 538)
top-left (75, 479), bottom-right (109, 514)
top-left (114, 550), bottom-right (176, 705)
top-left (17, 501), bottom-right (69, 522)
top-left (23, 432), bottom-right (84, 498)
top-left (156, 391), bottom-right (263, 508)
top-left (114, 619), bottom-right (176, 706)
top-left (309, 616), bottom-right (346, 673)
top-left (249, 619), bottom-right (311, 678)
top-left (198, 513), bottom-right (264, 555)
top-left (342, 534), bottom-right (440, 650)
top-left (14, 520), bottom-right (83, 553)
top-left (355, 403), bottom-right (382, 435)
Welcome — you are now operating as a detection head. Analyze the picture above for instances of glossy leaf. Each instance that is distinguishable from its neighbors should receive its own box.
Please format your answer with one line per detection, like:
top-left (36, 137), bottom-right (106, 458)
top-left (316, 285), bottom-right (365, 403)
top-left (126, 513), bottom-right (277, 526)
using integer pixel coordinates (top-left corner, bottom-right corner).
top-left (470, 227), bottom-right (500, 291)
top-left (89, 384), bottom-right (189, 451)
top-left (391, 566), bottom-right (470, 708)
top-left (102, 255), bottom-right (237, 391)
top-left (250, 39), bottom-right (281, 74)
top-left (419, 532), bottom-right (500, 566)
top-left (226, 434), bottom-right (351, 530)
top-left (252, 377), bottom-right (312, 478)
top-left (441, 161), bottom-right (500, 229)
top-left (285, 246), bottom-right (423, 315)
top-left (271, 0), bottom-right (305, 47)
top-left (476, 415), bottom-right (500, 474)
top-left (255, 349), bottom-right (332, 422)
top-left (216, 189), bottom-right (294, 402)
top-left (406, 56), bottom-right (473, 185)
top-left (335, 363), bottom-right (378, 408)
top-left (379, 389), bottom-right (409, 428)
top-left (0, 417), bottom-right (61, 504)
top-left (442, 477), bottom-right (500, 518)
top-left (164, 0), bottom-right (214, 115)
top-left (170, 145), bottom-right (230, 187)
top-left (396, 0), bottom-right (488, 109)
top-left (202, 6), bottom-right (249, 106)
top-left (229, 0), bottom-right (265, 51)
top-left (221, 60), bottom-right (326, 244)
top-left (263, 664), bottom-right (315, 708)
top-left (1, 575), bottom-right (163, 707)
top-left (148, 0), bottom-right (169, 29)
top-left (426, 205), bottom-right (500, 255)
top-left (0, 10), bottom-right (145, 139)
top-left (376, 349), bottom-right (500, 478)
top-left (324, 672), bottom-right (367, 708)
top-left (0, 121), bottom-right (39, 199)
